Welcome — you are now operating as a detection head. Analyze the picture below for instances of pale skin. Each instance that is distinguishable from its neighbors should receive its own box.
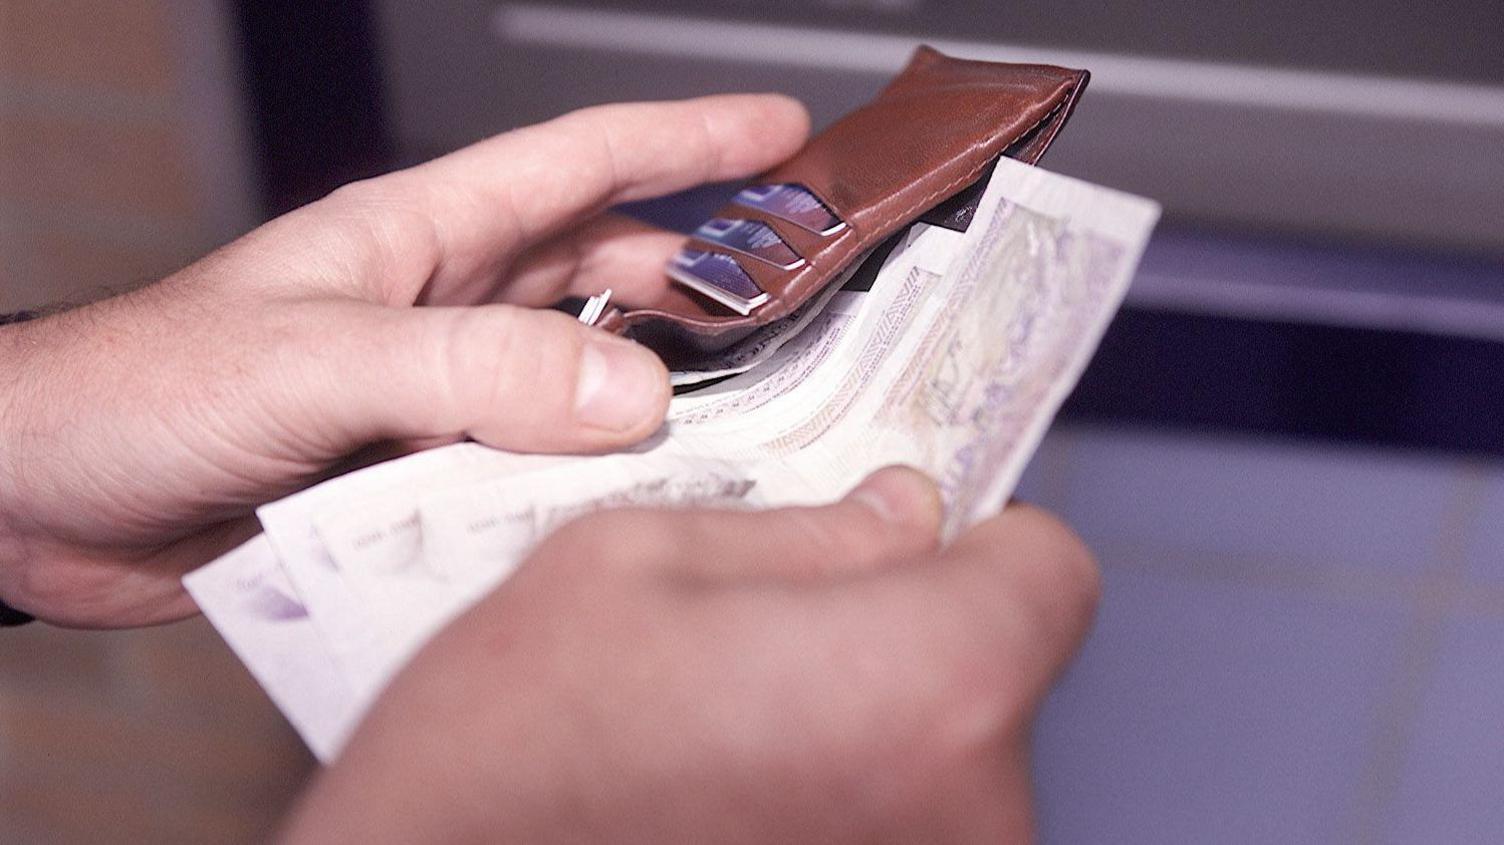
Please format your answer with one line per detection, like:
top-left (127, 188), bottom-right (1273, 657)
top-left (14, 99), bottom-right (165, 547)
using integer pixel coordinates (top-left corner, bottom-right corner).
top-left (0, 94), bottom-right (1099, 841)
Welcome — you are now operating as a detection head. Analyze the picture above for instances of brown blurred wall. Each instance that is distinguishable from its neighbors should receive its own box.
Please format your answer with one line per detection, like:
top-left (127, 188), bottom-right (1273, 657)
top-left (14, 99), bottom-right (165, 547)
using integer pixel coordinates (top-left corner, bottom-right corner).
top-left (0, 1), bottom-right (315, 841)
top-left (0, 0), bottom-right (256, 311)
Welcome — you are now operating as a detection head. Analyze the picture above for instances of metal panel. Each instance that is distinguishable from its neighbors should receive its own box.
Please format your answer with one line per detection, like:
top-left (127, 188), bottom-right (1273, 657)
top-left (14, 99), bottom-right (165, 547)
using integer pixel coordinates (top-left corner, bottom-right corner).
top-left (374, 2), bottom-right (1504, 256)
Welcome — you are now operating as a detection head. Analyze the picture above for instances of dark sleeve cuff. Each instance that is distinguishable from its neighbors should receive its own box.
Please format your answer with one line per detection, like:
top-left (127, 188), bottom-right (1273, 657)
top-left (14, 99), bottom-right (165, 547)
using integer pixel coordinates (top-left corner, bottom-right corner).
top-left (0, 601), bottom-right (34, 626)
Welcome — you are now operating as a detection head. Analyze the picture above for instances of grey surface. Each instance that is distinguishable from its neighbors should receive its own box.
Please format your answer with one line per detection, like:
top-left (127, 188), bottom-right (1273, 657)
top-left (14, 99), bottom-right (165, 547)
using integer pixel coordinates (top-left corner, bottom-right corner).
top-left (1017, 425), bottom-right (1504, 844)
top-left (490, 0), bottom-right (1504, 84)
top-left (373, 1), bottom-right (1504, 256)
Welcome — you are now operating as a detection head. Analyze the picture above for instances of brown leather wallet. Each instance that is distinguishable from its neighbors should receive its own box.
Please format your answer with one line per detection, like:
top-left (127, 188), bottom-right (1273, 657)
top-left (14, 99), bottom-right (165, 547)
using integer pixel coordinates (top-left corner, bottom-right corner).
top-left (598, 46), bottom-right (1089, 368)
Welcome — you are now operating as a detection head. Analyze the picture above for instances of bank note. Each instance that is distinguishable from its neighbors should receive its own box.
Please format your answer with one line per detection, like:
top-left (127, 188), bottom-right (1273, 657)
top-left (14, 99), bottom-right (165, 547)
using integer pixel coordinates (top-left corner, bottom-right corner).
top-left (182, 536), bottom-right (354, 761)
top-left (257, 441), bottom-right (575, 704)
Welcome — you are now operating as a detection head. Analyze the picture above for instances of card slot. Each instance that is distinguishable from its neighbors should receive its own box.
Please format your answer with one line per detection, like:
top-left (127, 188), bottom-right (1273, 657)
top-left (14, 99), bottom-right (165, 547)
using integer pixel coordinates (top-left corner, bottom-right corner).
top-left (730, 183), bottom-right (847, 236)
top-left (724, 245), bottom-right (798, 299)
top-left (688, 217), bottom-right (805, 271)
top-left (667, 248), bottom-right (770, 315)
top-left (713, 205), bottom-right (841, 260)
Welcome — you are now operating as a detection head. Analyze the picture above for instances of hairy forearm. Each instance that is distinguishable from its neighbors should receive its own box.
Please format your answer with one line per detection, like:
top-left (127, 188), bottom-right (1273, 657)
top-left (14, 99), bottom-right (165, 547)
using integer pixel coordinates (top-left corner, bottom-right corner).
top-left (0, 314), bottom-right (38, 605)
top-left (0, 306), bottom-right (83, 594)
top-left (0, 312), bottom-right (35, 500)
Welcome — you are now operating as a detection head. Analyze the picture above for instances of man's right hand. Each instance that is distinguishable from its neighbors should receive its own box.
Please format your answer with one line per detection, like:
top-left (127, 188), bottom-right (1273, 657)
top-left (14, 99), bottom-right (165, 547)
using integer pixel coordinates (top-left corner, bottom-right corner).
top-left (284, 466), bottom-right (1099, 843)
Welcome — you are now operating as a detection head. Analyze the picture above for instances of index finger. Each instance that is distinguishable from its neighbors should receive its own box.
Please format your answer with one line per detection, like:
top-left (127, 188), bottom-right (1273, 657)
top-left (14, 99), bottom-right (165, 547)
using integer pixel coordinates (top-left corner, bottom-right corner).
top-left (371, 94), bottom-right (811, 300)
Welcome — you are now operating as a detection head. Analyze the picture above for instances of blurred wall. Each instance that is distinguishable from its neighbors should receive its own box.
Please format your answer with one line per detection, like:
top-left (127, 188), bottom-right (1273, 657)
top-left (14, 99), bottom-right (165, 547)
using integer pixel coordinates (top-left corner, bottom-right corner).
top-left (0, 1), bottom-right (313, 841)
top-left (0, 0), bottom-right (257, 312)
top-left (0, 623), bottom-right (313, 842)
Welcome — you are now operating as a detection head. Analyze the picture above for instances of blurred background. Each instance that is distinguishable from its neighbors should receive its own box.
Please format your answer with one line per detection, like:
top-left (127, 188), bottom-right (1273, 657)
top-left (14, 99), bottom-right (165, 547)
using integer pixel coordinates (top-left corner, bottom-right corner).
top-left (2, 0), bottom-right (1501, 841)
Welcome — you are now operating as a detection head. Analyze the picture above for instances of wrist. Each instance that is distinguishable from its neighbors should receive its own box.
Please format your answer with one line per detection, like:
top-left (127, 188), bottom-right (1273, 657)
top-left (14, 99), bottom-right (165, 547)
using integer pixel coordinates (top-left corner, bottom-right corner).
top-left (0, 309), bottom-right (57, 522)
top-left (0, 314), bottom-right (37, 621)
top-left (0, 312), bottom-right (31, 523)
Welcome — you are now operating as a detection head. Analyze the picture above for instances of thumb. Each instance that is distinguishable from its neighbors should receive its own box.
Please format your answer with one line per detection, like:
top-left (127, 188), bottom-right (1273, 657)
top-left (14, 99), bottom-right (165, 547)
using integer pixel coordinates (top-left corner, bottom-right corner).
top-left (311, 302), bottom-right (671, 453)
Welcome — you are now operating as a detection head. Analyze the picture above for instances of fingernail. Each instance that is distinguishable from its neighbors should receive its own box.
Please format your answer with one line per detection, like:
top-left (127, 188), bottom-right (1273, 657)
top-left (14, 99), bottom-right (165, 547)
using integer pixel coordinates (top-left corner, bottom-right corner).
top-left (846, 466), bottom-right (944, 529)
top-left (574, 334), bottom-right (668, 432)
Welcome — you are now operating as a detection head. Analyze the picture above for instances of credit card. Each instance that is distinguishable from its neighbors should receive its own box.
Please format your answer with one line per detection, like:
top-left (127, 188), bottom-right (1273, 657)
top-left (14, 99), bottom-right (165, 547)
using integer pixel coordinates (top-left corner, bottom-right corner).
top-left (731, 183), bottom-right (845, 236)
top-left (667, 249), bottom-right (769, 315)
top-left (693, 217), bottom-right (804, 269)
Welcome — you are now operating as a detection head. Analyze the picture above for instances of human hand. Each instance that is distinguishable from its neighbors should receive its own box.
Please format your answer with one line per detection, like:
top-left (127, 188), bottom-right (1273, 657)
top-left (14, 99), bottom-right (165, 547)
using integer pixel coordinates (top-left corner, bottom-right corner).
top-left (0, 95), bottom-right (809, 627)
top-left (285, 467), bottom-right (1099, 843)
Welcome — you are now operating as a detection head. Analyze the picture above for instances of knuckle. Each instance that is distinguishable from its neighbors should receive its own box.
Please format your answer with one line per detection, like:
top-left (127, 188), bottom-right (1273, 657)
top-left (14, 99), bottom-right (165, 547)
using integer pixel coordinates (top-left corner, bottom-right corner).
top-left (689, 108), bottom-right (725, 182)
top-left (769, 507), bottom-right (875, 575)
top-left (821, 503), bottom-right (898, 560)
top-left (320, 176), bottom-right (419, 226)
top-left (822, 493), bottom-right (934, 568)
top-left (313, 176), bottom-right (444, 297)
top-left (323, 170), bottom-right (423, 210)
top-left (966, 504), bottom-right (1100, 609)
top-left (454, 307), bottom-right (586, 428)
top-left (827, 604), bottom-right (1009, 783)
top-left (562, 101), bottom-right (618, 127)
top-left (1006, 503), bottom-right (1101, 616)
top-left (321, 177), bottom-right (379, 207)
top-left (544, 106), bottom-right (621, 181)
top-left (785, 507), bottom-right (848, 552)
top-left (560, 100), bottom-right (643, 135)
top-left (887, 628), bottom-right (1020, 758)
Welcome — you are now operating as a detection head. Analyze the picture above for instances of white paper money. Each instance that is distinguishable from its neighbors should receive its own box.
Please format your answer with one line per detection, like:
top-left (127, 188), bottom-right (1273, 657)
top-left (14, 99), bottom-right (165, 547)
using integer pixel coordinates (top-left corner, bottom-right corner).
top-left (182, 536), bottom-right (356, 761)
top-left (188, 156), bottom-right (1160, 759)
